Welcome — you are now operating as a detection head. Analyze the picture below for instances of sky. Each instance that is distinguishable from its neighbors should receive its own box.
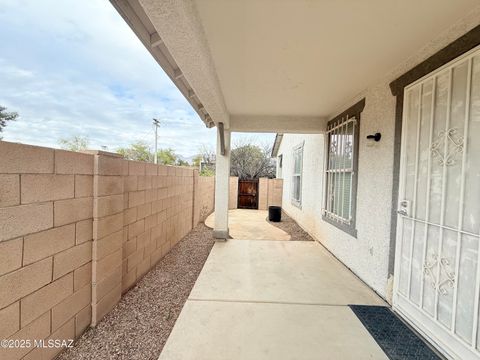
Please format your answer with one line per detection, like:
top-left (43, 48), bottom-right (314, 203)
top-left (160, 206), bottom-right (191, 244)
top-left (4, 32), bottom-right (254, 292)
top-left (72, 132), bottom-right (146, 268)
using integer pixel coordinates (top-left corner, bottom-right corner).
top-left (0, 0), bottom-right (274, 159)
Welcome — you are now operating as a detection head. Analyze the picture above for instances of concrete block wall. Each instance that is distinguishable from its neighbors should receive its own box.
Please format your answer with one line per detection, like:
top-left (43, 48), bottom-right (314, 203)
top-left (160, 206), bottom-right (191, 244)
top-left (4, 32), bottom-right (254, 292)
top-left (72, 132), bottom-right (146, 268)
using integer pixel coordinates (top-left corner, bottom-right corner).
top-left (193, 174), bottom-right (215, 224)
top-left (0, 141), bottom-right (215, 360)
top-left (228, 176), bottom-right (238, 209)
top-left (267, 179), bottom-right (283, 207)
top-left (0, 141), bottom-right (93, 360)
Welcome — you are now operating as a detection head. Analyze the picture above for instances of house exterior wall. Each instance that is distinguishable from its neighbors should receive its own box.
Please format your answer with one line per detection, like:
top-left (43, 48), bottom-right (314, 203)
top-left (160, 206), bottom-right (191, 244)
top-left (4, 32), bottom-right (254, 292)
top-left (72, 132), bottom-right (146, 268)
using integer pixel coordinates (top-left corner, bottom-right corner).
top-left (0, 141), bottom-right (215, 360)
top-left (277, 12), bottom-right (480, 300)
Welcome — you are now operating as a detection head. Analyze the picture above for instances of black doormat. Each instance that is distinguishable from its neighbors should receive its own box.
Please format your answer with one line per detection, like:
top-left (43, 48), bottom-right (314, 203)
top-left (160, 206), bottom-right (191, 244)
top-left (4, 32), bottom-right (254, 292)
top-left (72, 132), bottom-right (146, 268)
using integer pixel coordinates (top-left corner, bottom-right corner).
top-left (349, 305), bottom-right (441, 360)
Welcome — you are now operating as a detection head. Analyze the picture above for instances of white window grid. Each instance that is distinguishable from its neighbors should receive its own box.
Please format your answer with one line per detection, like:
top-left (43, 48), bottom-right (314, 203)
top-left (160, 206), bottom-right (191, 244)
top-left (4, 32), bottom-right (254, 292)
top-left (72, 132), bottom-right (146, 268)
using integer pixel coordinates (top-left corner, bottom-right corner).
top-left (323, 116), bottom-right (357, 224)
top-left (292, 144), bottom-right (303, 207)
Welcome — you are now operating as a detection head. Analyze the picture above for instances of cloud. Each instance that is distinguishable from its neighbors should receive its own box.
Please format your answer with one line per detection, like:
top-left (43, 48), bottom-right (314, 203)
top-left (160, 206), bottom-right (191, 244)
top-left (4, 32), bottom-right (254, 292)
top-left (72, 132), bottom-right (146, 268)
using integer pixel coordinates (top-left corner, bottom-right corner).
top-left (0, 0), bottom-right (274, 158)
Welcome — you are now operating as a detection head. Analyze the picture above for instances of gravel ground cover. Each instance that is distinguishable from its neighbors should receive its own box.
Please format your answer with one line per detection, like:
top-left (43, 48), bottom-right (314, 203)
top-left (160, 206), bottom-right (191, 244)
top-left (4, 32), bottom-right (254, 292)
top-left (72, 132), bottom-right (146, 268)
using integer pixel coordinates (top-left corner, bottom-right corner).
top-left (58, 213), bottom-right (310, 360)
top-left (269, 211), bottom-right (315, 241)
top-left (58, 223), bottom-right (215, 360)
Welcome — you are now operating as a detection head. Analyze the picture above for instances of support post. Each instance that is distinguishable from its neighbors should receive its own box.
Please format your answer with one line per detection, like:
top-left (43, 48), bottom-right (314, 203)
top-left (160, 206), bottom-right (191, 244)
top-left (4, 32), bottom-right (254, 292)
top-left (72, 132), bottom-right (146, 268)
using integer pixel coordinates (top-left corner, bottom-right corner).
top-left (213, 125), bottom-right (230, 239)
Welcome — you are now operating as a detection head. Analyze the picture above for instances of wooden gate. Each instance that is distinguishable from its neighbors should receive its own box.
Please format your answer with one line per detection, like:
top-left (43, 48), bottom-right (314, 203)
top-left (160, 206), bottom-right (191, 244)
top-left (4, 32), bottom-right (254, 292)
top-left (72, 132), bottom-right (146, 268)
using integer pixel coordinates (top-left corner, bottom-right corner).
top-left (238, 179), bottom-right (259, 209)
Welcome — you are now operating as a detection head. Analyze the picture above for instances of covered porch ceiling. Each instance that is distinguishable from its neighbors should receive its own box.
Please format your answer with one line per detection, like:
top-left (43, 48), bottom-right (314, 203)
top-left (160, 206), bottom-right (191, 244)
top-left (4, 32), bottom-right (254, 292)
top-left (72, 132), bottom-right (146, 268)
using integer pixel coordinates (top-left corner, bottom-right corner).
top-left (110, 0), bottom-right (477, 133)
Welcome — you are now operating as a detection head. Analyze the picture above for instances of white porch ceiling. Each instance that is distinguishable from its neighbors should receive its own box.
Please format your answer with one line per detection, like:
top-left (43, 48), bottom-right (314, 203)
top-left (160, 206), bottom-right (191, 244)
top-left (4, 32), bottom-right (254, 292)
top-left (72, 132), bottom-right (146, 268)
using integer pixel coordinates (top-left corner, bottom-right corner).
top-left (111, 0), bottom-right (478, 130)
top-left (194, 0), bottom-right (477, 118)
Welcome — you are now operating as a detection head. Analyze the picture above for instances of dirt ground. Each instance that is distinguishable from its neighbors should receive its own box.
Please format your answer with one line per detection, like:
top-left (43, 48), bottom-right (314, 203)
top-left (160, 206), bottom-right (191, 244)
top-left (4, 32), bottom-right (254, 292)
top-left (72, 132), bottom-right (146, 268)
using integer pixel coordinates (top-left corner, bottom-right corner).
top-left (269, 211), bottom-right (315, 242)
top-left (57, 223), bottom-right (215, 360)
top-left (58, 213), bottom-right (312, 360)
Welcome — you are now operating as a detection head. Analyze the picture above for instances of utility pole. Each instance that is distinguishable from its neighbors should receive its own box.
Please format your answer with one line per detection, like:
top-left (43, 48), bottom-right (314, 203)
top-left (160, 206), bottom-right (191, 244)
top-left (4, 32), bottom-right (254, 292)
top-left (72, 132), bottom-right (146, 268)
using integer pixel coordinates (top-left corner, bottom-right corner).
top-left (153, 118), bottom-right (160, 164)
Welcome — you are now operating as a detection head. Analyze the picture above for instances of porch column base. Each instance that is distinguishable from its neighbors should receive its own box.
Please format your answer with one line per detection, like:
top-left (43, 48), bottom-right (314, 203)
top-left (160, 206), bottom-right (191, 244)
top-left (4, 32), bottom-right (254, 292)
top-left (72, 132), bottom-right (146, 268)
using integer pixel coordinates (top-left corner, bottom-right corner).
top-left (213, 229), bottom-right (229, 240)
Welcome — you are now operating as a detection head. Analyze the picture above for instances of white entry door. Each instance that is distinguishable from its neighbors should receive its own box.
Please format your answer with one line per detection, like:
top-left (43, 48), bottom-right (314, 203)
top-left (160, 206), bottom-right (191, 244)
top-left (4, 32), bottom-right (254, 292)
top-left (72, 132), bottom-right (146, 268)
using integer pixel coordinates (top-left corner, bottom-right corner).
top-left (394, 46), bottom-right (480, 360)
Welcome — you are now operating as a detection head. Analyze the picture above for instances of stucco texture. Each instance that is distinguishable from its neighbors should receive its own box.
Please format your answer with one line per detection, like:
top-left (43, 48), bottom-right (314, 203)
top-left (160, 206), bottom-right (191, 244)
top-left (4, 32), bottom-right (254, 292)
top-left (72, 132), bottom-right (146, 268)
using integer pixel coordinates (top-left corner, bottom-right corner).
top-left (278, 9), bottom-right (480, 299)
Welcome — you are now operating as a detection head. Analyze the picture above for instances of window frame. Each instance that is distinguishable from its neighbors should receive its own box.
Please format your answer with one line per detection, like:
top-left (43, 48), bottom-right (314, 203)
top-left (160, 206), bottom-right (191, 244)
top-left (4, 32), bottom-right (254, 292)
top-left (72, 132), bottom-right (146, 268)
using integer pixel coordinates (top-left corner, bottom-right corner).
top-left (291, 143), bottom-right (304, 208)
top-left (322, 99), bottom-right (365, 237)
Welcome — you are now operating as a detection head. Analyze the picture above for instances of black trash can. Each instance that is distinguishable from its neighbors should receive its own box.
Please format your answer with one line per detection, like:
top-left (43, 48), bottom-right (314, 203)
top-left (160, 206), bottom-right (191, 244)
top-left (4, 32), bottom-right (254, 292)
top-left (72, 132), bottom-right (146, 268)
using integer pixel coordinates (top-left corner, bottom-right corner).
top-left (268, 206), bottom-right (282, 222)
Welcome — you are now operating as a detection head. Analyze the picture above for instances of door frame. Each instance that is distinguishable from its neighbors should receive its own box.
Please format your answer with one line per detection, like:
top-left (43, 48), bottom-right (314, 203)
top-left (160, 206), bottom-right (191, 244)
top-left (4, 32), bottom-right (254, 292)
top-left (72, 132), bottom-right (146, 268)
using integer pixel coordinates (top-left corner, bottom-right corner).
top-left (392, 42), bottom-right (480, 360)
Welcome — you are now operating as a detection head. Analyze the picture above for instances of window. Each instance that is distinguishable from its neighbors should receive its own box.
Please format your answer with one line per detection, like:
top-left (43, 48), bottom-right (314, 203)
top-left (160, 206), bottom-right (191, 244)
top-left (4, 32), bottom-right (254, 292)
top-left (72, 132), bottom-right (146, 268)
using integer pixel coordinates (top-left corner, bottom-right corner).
top-left (323, 99), bottom-right (365, 236)
top-left (292, 144), bottom-right (303, 207)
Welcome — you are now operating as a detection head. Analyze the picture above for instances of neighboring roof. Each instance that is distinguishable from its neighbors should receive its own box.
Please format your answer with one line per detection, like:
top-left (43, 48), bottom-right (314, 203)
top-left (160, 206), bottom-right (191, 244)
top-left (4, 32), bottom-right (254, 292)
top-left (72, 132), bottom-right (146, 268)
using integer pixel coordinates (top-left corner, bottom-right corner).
top-left (271, 134), bottom-right (284, 158)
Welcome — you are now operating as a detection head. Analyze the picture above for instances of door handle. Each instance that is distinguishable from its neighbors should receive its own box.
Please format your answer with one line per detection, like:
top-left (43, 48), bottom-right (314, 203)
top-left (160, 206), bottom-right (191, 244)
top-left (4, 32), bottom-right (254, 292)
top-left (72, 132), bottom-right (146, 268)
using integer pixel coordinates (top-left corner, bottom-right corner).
top-left (397, 209), bottom-right (408, 216)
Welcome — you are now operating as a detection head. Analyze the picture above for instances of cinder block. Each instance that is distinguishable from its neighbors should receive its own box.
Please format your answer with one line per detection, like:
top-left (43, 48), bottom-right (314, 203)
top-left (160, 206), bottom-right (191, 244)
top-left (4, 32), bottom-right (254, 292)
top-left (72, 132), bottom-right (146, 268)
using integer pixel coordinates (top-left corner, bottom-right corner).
top-left (137, 175), bottom-right (146, 190)
top-left (0, 311), bottom-right (50, 360)
top-left (75, 304), bottom-right (91, 338)
top-left (137, 256), bottom-right (151, 278)
top-left (54, 197), bottom-right (93, 227)
top-left (126, 250), bottom-right (143, 273)
top-left (75, 175), bottom-right (93, 198)
top-left (0, 202), bottom-right (53, 242)
top-left (123, 207), bottom-right (137, 225)
top-left (158, 165), bottom-right (167, 176)
top-left (93, 283), bottom-right (121, 324)
top-left (23, 224), bottom-right (75, 265)
top-left (128, 190), bottom-right (145, 208)
top-left (145, 163), bottom-right (157, 175)
top-left (51, 283), bottom-right (91, 331)
top-left (150, 247), bottom-right (164, 266)
top-left (145, 188), bottom-right (157, 201)
top-left (94, 230), bottom-right (123, 260)
top-left (95, 249), bottom-right (122, 283)
top-left (55, 149), bottom-right (94, 174)
top-left (93, 212), bottom-right (123, 240)
top-left (128, 219), bottom-right (145, 239)
top-left (0, 302), bottom-right (19, 339)
top-left (122, 270), bottom-right (136, 293)
top-left (21, 273), bottom-right (73, 327)
top-left (137, 203), bottom-right (152, 219)
top-left (128, 161), bottom-right (145, 175)
top-left (42, 316), bottom-right (75, 359)
top-left (122, 238), bottom-right (136, 259)
top-left (74, 261), bottom-right (91, 291)
top-left (0, 257), bottom-right (52, 309)
top-left (0, 141), bottom-right (54, 174)
top-left (53, 242), bottom-right (92, 279)
top-left (94, 194), bottom-right (124, 218)
top-left (0, 237), bottom-right (23, 276)
top-left (97, 176), bottom-right (124, 196)
top-left (76, 218), bottom-right (93, 244)
top-left (145, 213), bottom-right (157, 229)
top-left (94, 265), bottom-right (121, 302)
top-left (124, 176), bottom-right (138, 192)
top-left (136, 230), bottom-right (150, 249)
top-left (96, 155), bottom-right (125, 176)
top-left (0, 174), bottom-right (20, 207)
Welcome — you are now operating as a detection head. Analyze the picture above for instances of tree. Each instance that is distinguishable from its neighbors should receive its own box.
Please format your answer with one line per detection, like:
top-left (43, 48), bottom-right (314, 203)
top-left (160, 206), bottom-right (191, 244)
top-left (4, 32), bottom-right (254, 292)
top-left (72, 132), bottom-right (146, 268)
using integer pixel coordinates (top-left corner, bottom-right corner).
top-left (230, 140), bottom-right (275, 179)
top-left (117, 141), bottom-right (153, 162)
top-left (157, 148), bottom-right (177, 165)
top-left (116, 142), bottom-right (184, 165)
top-left (194, 145), bottom-right (216, 176)
top-left (0, 106), bottom-right (18, 139)
top-left (58, 136), bottom-right (89, 152)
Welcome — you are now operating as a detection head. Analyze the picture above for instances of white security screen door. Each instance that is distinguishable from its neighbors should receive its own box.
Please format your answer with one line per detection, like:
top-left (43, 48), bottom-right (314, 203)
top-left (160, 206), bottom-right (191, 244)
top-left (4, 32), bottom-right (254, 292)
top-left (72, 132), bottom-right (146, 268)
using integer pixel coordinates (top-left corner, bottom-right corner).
top-left (394, 46), bottom-right (480, 360)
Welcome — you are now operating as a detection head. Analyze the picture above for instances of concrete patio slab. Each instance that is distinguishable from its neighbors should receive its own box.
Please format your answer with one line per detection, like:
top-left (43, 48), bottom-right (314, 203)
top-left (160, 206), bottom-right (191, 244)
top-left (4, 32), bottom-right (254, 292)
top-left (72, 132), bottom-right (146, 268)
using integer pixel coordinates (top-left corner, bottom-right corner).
top-left (205, 209), bottom-right (291, 240)
top-left (189, 240), bottom-right (385, 306)
top-left (159, 300), bottom-right (388, 360)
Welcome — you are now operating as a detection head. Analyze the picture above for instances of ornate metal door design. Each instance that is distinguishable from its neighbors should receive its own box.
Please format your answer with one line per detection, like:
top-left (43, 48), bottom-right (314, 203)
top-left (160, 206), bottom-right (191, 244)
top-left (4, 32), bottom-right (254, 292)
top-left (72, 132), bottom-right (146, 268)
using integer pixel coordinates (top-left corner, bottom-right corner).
top-left (394, 46), bottom-right (480, 360)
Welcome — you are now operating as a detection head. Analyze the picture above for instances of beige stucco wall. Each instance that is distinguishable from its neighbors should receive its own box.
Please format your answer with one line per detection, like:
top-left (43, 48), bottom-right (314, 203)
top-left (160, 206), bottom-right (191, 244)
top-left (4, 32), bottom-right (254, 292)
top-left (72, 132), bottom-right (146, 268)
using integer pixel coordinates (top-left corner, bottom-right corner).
top-left (0, 141), bottom-right (215, 360)
top-left (278, 12), bottom-right (480, 299)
